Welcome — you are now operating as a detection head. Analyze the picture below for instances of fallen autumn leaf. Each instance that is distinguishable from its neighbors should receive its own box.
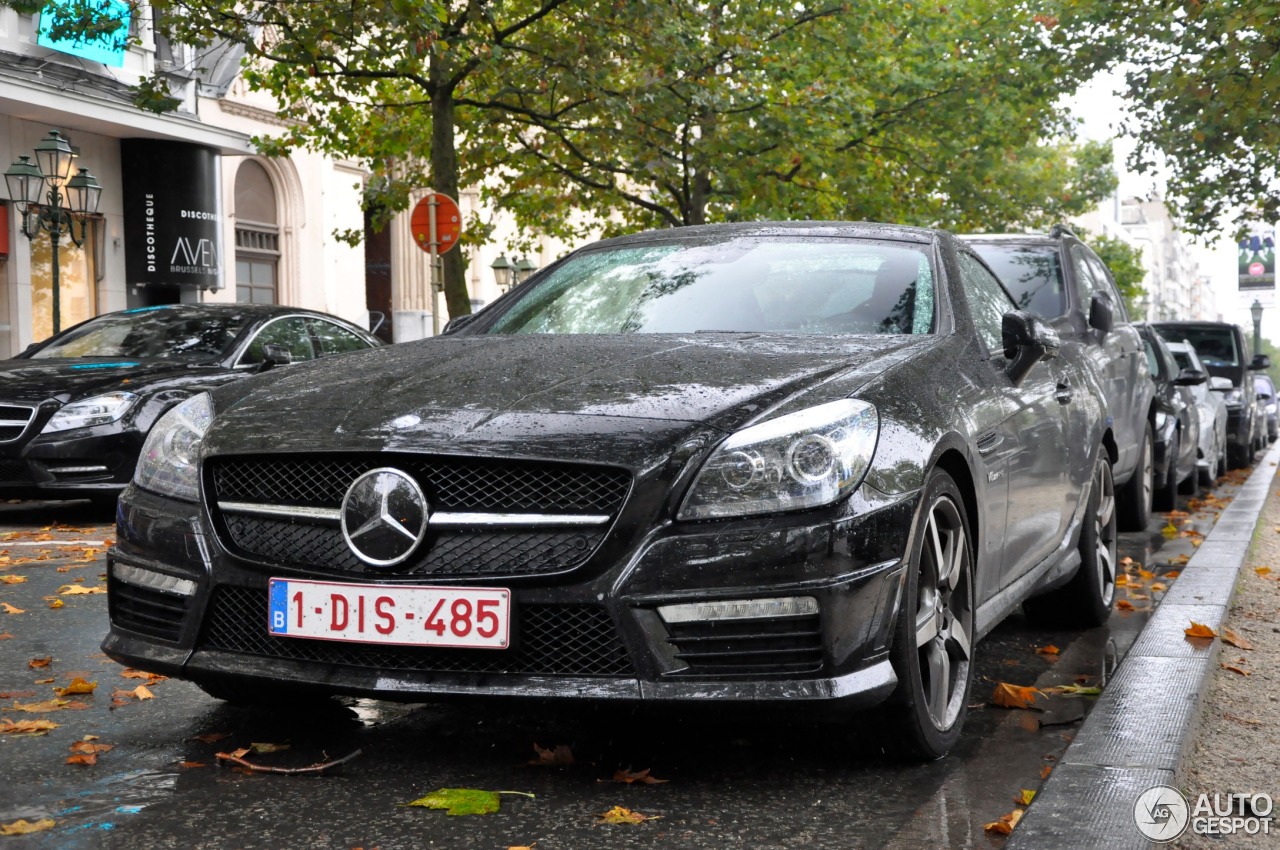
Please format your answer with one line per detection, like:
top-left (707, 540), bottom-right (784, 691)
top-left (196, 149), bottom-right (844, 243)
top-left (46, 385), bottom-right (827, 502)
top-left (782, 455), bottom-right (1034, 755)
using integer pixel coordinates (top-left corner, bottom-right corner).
top-left (597, 805), bottom-right (660, 825)
top-left (0, 818), bottom-right (56, 835)
top-left (404, 788), bottom-right (534, 816)
top-left (991, 682), bottom-right (1044, 710)
top-left (983, 809), bottom-right (1024, 835)
top-left (1185, 621), bottom-right (1217, 640)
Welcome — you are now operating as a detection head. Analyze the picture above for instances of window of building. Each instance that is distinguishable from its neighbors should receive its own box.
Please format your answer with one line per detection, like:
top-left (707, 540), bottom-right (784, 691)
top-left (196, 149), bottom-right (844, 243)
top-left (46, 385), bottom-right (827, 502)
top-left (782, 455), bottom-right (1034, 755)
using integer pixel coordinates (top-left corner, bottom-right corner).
top-left (234, 160), bottom-right (279, 305)
top-left (30, 224), bottom-right (97, 342)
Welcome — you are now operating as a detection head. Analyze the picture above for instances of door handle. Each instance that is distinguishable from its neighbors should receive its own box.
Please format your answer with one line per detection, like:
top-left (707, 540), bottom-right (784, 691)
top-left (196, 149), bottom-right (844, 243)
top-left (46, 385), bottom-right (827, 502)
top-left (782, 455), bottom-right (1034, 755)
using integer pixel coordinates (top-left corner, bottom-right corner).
top-left (1055, 379), bottom-right (1073, 405)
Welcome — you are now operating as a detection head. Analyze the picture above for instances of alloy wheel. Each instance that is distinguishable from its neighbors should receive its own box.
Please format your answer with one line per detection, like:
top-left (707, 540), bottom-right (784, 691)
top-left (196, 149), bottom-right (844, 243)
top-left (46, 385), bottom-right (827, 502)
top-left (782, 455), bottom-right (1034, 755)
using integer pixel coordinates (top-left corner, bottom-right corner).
top-left (913, 494), bottom-right (973, 731)
top-left (1094, 460), bottom-right (1118, 607)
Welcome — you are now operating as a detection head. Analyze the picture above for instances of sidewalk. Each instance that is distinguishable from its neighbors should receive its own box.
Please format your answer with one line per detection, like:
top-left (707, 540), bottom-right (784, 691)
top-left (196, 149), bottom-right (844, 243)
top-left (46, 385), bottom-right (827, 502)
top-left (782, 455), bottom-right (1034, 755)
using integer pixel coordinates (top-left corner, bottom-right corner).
top-left (1008, 445), bottom-right (1280, 848)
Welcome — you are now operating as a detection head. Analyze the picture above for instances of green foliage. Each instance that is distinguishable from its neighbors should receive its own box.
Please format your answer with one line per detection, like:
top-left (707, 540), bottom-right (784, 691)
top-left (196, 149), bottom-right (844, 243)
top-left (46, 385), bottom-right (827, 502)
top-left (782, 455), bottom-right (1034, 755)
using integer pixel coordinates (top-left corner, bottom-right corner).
top-left (1123, 1), bottom-right (1280, 236)
top-left (1082, 230), bottom-right (1147, 319)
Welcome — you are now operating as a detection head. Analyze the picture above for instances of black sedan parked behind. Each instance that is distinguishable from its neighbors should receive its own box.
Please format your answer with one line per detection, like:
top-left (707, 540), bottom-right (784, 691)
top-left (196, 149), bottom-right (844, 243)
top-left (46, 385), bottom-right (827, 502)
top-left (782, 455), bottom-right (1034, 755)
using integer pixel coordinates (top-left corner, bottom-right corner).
top-left (0, 304), bottom-right (380, 504)
top-left (105, 223), bottom-right (1113, 760)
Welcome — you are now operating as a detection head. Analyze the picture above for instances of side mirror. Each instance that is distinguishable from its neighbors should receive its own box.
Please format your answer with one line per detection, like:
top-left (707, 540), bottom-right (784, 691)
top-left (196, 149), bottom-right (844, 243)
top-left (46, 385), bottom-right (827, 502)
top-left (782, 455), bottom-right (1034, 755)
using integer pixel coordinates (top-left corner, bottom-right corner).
top-left (1173, 368), bottom-right (1208, 387)
top-left (442, 314), bottom-right (477, 335)
top-left (1249, 353), bottom-right (1271, 370)
top-left (1088, 290), bottom-right (1113, 333)
top-left (1209, 377), bottom-right (1235, 392)
top-left (1002, 310), bottom-right (1060, 385)
top-left (257, 343), bottom-right (293, 373)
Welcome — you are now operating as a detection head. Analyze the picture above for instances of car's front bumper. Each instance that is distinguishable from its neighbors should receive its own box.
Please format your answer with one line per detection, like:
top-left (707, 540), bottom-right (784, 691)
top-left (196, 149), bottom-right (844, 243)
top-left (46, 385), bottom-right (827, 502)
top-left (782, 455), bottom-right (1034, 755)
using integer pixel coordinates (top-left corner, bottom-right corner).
top-left (0, 427), bottom-right (141, 498)
top-left (103, 483), bottom-right (917, 708)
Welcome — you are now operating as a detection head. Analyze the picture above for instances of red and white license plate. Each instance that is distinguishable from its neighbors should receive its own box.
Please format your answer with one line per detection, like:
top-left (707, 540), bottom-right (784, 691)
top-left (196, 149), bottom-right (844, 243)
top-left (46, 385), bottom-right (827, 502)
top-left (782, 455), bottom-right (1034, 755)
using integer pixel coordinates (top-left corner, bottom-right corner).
top-left (267, 578), bottom-right (510, 649)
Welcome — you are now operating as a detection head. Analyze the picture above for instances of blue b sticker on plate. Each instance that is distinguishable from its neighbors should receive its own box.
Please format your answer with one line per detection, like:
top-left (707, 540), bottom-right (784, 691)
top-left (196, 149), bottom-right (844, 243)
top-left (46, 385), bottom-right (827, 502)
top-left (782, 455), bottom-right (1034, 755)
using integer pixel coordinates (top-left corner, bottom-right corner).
top-left (268, 579), bottom-right (289, 634)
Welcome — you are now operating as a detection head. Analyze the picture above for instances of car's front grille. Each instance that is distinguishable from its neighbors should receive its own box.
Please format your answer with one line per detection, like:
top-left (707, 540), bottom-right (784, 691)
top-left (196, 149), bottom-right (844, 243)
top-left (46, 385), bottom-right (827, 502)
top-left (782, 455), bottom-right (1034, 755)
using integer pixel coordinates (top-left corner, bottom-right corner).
top-left (199, 585), bottom-right (634, 677)
top-left (109, 582), bottom-right (190, 643)
top-left (209, 455), bottom-right (631, 514)
top-left (206, 454), bottom-right (630, 579)
top-left (0, 404), bottom-right (34, 443)
top-left (664, 614), bottom-right (824, 676)
top-left (0, 459), bottom-right (30, 484)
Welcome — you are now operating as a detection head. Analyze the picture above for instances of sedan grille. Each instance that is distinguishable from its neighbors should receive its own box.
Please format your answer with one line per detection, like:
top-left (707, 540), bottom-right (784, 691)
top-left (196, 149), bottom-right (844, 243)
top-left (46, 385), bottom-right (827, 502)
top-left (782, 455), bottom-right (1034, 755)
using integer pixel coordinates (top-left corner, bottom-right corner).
top-left (0, 459), bottom-right (30, 484)
top-left (199, 586), bottom-right (634, 677)
top-left (0, 404), bottom-right (35, 443)
top-left (206, 455), bottom-right (629, 579)
top-left (664, 613), bottom-right (824, 676)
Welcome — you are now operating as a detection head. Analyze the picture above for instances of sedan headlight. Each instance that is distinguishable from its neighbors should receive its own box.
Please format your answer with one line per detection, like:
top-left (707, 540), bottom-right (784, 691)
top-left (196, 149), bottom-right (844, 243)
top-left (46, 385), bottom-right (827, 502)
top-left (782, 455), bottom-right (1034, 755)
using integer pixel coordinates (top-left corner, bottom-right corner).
top-left (679, 399), bottom-right (878, 520)
top-left (134, 393), bottom-right (214, 502)
top-left (1223, 387), bottom-right (1244, 406)
top-left (42, 392), bottom-right (138, 434)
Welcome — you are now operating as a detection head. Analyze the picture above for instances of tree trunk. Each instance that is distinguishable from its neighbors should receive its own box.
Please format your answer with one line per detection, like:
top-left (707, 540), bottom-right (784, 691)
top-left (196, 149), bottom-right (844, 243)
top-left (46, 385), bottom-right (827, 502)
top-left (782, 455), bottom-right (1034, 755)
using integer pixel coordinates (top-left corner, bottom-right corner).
top-left (429, 52), bottom-right (472, 318)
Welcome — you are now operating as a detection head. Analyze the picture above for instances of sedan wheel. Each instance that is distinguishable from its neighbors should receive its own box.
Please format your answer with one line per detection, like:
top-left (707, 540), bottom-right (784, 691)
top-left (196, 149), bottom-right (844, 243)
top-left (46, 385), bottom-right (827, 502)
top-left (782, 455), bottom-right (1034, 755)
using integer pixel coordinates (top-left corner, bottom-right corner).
top-left (1024, 451), bottom-right (1117, 627)
top-left (1117, 423), bottom-right (1153, 531)
top-left (883, 470), bottom-right (974, 760)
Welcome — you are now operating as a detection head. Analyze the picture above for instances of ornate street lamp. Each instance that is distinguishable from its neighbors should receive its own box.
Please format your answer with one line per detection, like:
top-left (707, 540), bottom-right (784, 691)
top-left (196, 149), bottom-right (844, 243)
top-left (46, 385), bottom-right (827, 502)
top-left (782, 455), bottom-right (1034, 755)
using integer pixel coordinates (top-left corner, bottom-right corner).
top-left (514, 256), bottom-right (538, 284)
top-left (489, 253), bottom-right (513, 292)
top-left (4, 130), bottom-right (103, 335)
top-left (1251, 299), bottom-right (1264, 357)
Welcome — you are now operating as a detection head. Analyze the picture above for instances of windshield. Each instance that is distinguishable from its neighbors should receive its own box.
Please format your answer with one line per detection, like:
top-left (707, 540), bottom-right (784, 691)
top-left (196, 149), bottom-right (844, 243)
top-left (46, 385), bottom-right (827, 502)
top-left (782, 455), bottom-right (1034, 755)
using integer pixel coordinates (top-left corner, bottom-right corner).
top-left (967, 244), bottom-right (1065, 319)
top-left (30, 308), bottom-right (253, 361)
top-left (1154, 327), bottom-right (1238, 368)
top-left (485, 237), bottom-right (935, 335)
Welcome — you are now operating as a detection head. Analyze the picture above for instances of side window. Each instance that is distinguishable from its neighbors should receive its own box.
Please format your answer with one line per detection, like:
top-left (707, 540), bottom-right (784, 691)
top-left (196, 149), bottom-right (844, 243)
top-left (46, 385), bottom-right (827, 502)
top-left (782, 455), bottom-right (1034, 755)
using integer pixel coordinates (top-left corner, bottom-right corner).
top-left (1085, 251), bottom-right (1129, 321)
top-left (308, 319), bottom-right (372, 357)
top-left (1143, 340), bottom-right (1160, 379)
top-left (241, 317), bottom-right (315, 365)
top-left (1069, 245), bottom-right (1097, 314)
top-left (957, 253), bottom-right (1014, 353)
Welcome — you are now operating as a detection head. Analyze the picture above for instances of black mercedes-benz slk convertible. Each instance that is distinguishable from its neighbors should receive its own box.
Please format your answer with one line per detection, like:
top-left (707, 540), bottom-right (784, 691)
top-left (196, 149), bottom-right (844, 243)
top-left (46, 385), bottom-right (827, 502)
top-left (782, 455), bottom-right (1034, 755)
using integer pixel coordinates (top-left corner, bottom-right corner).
top-left (104, 222), bottom-right (1114, 759)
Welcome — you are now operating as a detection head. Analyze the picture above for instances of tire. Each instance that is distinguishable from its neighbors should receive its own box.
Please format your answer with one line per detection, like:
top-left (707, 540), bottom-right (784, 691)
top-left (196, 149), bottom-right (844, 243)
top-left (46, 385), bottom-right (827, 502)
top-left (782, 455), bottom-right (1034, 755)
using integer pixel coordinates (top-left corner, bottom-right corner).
top-left (1179, 450), bottom-right (1199, 497)
top-left (1117, 423), bottom-right (1152, 531)
top-left (1023, 451), bottom-right (1118, 628)
top-left (1153, 429), bottom-right (1179, 512)
top-left (881, 470), bottom-right (975, 761)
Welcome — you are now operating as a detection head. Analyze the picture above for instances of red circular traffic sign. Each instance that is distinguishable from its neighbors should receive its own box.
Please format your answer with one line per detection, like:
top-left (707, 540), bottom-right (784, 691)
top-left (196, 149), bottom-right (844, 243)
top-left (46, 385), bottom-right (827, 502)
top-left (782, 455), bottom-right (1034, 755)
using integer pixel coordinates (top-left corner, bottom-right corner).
top-left (410, 193), bottom-right (462, 254)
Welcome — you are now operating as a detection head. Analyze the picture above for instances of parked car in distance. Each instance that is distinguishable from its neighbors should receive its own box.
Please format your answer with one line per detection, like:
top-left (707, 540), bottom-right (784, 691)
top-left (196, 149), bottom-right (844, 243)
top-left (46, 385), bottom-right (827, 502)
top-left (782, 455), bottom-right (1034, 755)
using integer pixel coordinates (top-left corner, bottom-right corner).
top-left (1254, 374), bottom-right (1279, 443)
top-left (1152, 322), bottom-right (1270, 468)
top-left (105, 222), bottom-right (1113, 761)
top-left (963, 226), bottom-right (1155, 531)
top-left (1137, 325), bottom-right (1202, 508)
top-left (1167, 340), bottom-right (1229, 486)
top-left (0, 304), bottom-right (381, 504)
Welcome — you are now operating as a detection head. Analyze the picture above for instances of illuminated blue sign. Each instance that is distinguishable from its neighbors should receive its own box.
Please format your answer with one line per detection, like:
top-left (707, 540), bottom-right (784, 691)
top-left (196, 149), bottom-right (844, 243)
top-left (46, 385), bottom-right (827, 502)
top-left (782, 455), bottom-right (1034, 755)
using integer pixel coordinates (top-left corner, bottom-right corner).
top-left (36, 0), bottom-right (130, 68)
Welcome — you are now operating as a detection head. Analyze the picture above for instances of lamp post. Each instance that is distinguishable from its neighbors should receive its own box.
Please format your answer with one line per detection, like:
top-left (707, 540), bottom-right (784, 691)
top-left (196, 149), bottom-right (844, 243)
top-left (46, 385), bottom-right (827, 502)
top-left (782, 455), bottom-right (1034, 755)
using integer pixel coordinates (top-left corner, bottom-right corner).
top-left (514, 256), bottom-right (538, 284)
top-left (1252, 299), bottom-right (1264, 357)
top-left (4, 130), bottom-right (103, 336)
top-left (489, 253), bottom-right (513, 292)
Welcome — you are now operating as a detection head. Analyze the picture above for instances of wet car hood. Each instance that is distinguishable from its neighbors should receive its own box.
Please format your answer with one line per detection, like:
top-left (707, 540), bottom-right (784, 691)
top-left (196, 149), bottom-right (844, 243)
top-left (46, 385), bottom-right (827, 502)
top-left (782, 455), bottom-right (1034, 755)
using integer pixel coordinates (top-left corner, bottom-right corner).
top-left (0, 358), bottom-right (227, 404)
top-left (206, 334), bottom-right (935, 464)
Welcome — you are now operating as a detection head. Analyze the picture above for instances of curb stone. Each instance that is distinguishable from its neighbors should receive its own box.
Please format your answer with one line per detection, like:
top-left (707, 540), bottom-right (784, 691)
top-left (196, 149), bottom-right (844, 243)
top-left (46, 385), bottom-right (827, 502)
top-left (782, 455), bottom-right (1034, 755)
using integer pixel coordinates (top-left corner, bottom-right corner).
top-left (1007, 442), bottom-right (1280, 850)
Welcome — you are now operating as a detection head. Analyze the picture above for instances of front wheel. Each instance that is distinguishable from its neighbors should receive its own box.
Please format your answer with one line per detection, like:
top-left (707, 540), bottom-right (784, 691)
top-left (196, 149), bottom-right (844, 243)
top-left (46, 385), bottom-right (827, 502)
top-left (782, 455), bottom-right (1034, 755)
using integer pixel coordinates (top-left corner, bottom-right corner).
top-left (1024, 451), bottom-right (1117, 628)
top-left (881, 470), bottom-right (975, 761)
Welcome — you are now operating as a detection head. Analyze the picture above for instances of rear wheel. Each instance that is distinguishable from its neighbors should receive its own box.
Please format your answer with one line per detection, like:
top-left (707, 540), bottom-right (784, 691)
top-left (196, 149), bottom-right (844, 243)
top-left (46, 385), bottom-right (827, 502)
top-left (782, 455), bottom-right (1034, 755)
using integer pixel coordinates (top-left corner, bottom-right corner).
top-left (1117, 423), bottom-right (1152, 531)
top-left (1023, 451), bottom-right (1117, 627)
top-left (881, 470), bottom-right (975, 761)
top-left (1153, 430), bottom-right (1180, 512)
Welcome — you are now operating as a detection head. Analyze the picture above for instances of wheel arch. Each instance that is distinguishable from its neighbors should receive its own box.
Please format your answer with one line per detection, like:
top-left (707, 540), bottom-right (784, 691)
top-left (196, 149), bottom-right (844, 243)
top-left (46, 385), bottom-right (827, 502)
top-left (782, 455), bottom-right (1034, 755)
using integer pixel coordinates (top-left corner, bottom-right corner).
top-left (932, 448), bottom-right (979, 562)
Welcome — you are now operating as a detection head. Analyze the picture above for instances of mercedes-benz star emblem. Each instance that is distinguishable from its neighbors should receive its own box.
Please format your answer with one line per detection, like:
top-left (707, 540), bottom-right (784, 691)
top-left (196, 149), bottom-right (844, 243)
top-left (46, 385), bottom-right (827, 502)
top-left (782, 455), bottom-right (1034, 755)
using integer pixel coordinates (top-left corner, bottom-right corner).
top-left (340, 468), bottom-right (429, 567)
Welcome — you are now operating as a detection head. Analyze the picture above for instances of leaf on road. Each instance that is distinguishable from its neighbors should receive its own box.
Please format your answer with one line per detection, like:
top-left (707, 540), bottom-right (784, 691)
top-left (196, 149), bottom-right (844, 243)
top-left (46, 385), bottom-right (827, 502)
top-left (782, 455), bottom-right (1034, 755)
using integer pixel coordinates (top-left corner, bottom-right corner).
top-left (1137, 567), bottom-right (1156, 579)
top-left (607, 768), bottom-right (669, 785)
top-left (1015, 789), bottom-right (1036, 806)
top-left (991, 682), bottom-right (1044, 710)
top-left (27, 657), bottom-right (51, 669)
top-left (1163, 571), bottom-right (1181, 579)
top-left (1150, 582), bottom-right (1168, 593)
top-left (404, 788), bottom-right (534, 816)
top-left (1128, 593), bottom-right (1150, 600)
top-left (1040, 764), bottom-right (1052, 780)
top-left (58, 584), bottom-right (105, 595)
top-left (1161, 522), bottom-right (1179, 538)
top-left (0, 818), bottom-right (56, 835)
top-left (0, 633), bottom-right (12, 640)
top-left (1, 603), bottom-right (24, 614)
top-left (983, 809), bottom-right (1024, 835)
top-left (69, 740), bottom-right (112, 755)
top-left (122, 669), bottom-right (167, 683)
top-left (179, 761), bottom-right (207, 768)
top-left (1119, 556), bottom-right (1135, 568)
top-left (132, 685), bottom-right (154, 700)
top-left (529, 743), bottom-right (574, 766)
top-left (597, 805), bottom-right (660, 825)
top-left (54, 678), bottom-right (96, 697)
top-left (1221, 663), bottom-right (1250, 676)
top-left (1115, 574), bottom-right (1129, 586)
top-left (0, 575), bottom-right (25, 584)
top-left (66, 753), bottom-right (98, 766)
top-left (1185, 621), bottom-right (1218, 640)
top-left (5, 699), bottom-right (86, 713)
top-left (1116, 599), bottom-right (1135, 610)
top-left (1035, 645), bottom-right (1059, 656)
top-left (1256, 567), bottom-right (1273, 577)
top-left (47, 598), bottom-right (64, 609)
top-left (191, 732), bottom-right (229, 744)
top-left (33, 678), bottom-right (52, 685)
top-left (1221, 628), bottom-right (1253, 650)
top-left (1169, 554), bottom-right (1191, 566)
top-left (1052, 684), bottom-right (1103, 696)
top-left (250, 742), bottom-right (290, 754)
top-left (0, 718), bottom-right (58, 735)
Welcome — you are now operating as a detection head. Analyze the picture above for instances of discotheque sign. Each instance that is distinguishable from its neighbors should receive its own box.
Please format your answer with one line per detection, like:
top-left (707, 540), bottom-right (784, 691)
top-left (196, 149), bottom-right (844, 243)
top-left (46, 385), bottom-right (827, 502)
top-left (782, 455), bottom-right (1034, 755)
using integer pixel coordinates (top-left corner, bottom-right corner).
top-left (121, 139), bottom-right (223, 290)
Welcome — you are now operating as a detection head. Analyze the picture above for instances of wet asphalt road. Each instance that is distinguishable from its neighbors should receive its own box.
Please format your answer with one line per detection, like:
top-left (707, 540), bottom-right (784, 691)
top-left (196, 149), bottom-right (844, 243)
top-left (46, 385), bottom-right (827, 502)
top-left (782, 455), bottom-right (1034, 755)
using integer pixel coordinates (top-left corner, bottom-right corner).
top-left (0, 472), bottom-right (1246, 850)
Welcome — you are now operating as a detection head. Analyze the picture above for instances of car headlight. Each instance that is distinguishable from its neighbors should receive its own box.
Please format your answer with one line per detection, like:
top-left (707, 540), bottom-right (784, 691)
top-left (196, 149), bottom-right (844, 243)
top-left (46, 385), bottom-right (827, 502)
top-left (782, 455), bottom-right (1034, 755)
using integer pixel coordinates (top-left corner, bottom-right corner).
top-left (1267, 403), bottom-right (1276, 415)
top-left (1154, 411), bottom-right (1169, 431)
top-left (42, 392), bottom-right (138, 434)
top-left (678, 399), bottom-right (878, 520)
top-left (1223, 388), bottom-right (1243, 406)
top-left (133, 393), bottom-right (214, 502)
